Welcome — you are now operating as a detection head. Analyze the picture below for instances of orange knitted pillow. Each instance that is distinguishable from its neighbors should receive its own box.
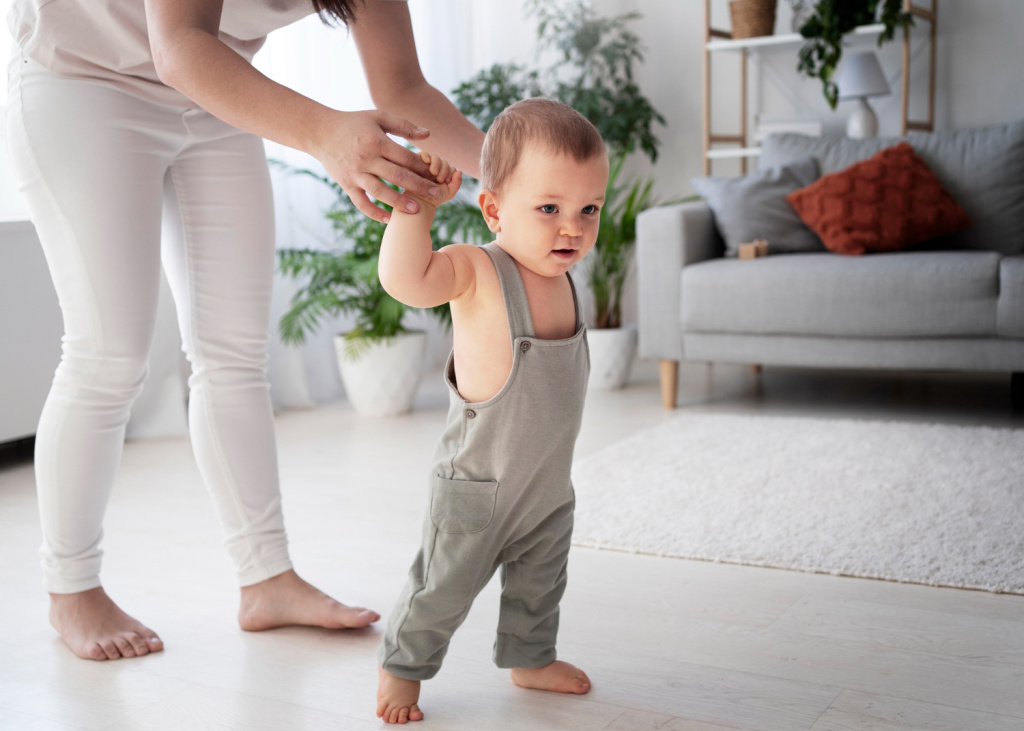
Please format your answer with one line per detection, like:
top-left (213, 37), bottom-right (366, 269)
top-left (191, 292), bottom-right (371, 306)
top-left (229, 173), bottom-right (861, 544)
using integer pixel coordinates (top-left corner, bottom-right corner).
top-left (786, 142), bottom-right (972, 256)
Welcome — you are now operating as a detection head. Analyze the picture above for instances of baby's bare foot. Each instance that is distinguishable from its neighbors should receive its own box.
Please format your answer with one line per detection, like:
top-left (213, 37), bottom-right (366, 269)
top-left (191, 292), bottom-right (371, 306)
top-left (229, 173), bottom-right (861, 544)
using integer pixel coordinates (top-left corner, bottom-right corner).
top-left (49, 587), bottom-right (163, 661)
top-left (377, 666), bottom-right (424, 724)
top-left (510, 660), bottom-right (591, 694)
top-left (238, 569), bottom-right (379, 631)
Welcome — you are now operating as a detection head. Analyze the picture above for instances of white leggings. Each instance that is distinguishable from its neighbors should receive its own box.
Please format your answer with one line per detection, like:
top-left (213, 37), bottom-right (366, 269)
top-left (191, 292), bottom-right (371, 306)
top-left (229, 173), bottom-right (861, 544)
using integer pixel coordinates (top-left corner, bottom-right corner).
top-left (6, 55), bottom-right (293, 593)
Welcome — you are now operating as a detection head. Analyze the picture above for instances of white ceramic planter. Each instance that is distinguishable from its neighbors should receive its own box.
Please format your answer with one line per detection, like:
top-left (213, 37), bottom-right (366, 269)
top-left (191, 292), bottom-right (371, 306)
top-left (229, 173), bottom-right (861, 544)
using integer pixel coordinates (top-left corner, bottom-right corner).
top-left (334, 330), bottom-right (427, 417)
top-left (587, 324), bottom-right (637, 391)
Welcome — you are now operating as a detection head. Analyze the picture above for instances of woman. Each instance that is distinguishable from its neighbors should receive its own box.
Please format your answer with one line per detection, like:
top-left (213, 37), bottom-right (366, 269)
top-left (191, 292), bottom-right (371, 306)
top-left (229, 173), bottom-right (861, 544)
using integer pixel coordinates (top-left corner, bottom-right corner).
top-left (6, 0), bottom-right (484, 661)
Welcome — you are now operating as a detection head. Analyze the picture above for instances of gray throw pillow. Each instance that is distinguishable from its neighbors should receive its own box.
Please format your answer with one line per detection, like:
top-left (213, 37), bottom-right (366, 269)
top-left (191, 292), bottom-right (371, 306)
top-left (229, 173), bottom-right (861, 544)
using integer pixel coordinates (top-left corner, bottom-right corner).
top-left (692, 156), bottom-right (822, 257)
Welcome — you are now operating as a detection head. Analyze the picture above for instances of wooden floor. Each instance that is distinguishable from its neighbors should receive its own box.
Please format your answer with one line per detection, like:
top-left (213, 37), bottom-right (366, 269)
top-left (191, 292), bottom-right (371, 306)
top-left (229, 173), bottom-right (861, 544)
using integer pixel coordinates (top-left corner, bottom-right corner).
top-left (1, 362), bottom-right (1022, 730)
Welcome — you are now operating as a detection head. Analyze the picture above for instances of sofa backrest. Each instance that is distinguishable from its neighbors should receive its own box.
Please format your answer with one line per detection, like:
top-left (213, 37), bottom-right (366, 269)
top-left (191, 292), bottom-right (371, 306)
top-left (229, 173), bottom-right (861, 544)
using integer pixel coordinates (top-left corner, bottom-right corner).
top-left (759, 120), bottom-right (1024, 255)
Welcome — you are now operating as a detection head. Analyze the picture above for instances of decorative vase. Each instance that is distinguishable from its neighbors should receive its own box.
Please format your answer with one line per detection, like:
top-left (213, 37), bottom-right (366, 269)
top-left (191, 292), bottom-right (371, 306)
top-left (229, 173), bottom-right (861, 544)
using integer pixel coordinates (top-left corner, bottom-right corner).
top-left (334, 330), bottom-right (427, 417)
top-left (587, 324), bottom-right (637, 391)
top-left (729, 0), bottom-right (778, 39)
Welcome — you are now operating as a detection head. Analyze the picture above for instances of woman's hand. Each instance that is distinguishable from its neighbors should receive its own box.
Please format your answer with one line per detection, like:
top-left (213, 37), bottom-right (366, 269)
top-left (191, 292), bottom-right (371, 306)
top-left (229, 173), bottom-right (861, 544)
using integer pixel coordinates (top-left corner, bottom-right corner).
top-left (315, 110), bottom-right (445, 223)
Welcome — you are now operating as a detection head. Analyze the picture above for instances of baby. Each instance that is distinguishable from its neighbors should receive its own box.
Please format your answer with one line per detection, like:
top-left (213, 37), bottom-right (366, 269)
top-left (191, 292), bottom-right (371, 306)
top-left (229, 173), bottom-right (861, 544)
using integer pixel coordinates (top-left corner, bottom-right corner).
top-left (375, 97), bottom-right (609, 724)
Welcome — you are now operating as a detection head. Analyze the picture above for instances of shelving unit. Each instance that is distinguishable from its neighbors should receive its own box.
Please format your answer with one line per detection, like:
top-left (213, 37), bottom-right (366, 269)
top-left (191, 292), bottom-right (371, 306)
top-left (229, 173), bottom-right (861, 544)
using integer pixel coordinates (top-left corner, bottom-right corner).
top-left (702, 0), bottom-right (938, 175)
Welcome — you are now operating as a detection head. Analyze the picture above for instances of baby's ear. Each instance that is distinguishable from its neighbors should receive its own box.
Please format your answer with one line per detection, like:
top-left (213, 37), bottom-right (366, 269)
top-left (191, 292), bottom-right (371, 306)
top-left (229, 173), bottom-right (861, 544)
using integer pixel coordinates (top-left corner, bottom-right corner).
top-left (478, 189), bottom-right (501, 233)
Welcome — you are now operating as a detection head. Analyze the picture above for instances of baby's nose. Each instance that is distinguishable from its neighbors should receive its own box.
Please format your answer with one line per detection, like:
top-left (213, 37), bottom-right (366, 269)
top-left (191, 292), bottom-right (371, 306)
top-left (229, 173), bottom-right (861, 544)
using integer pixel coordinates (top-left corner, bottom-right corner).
top-left (560, 218), bottom-right (583, 237)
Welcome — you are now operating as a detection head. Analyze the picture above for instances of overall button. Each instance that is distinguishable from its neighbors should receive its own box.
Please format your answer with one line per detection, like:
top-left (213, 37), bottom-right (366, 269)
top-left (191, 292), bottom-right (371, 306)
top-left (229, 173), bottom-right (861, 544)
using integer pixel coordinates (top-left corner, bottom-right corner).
top-left (465, 409), bottom-right (477, 419)
top-left (520, 341), bottom-right (531, 353)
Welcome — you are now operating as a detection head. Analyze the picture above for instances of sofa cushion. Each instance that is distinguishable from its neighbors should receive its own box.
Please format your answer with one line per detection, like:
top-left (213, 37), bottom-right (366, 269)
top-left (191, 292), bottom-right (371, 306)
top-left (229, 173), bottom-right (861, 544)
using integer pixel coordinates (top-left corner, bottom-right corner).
top-left (681, 252), bottom-right (1001, 338)
top-left (691, 157), bottom-right (823, 257)
top-left (759, 120), bottom-right (1024, 255)
top-left (787, 143), bottom-right (972, 256)
top-left (998, 256), bottom-right (1024, 338)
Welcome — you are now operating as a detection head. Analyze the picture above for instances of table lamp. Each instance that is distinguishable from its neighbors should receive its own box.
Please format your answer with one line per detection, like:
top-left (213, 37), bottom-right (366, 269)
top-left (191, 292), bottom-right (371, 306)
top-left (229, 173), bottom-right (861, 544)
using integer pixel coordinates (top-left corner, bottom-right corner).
top-left (836, 51), bottom-right (891, 138)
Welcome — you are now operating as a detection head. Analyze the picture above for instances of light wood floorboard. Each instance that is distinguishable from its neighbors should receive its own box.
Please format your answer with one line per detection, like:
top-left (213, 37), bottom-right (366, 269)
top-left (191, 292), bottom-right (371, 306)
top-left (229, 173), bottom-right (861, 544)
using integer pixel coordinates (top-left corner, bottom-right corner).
top-left (1, 362), bottom-right (1021, 730)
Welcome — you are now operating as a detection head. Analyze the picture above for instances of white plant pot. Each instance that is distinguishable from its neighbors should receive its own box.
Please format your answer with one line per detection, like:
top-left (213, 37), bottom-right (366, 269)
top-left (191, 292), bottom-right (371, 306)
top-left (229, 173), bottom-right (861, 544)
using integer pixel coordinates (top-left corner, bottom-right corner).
top-left (587, 324), bottom-right (637, 391)
top-left (334, 331), bottom-right (427, 417)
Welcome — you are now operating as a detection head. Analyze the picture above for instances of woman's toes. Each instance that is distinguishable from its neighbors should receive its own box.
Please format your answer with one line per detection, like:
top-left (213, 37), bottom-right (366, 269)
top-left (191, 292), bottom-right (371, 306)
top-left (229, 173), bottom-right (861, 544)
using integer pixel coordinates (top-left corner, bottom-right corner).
top-left (87, 642), bottom-right (107, 661)
top-left (99, 640), bottom-right (120, 660)
top-left (113, 636), bottom-right (135, 658)
top-left (126, 633), bottom-right (149, 657)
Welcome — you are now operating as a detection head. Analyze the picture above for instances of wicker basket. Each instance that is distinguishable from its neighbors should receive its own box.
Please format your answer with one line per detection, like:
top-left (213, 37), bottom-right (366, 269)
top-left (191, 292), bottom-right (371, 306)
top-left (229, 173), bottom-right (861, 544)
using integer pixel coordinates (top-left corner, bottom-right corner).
top-left (729, 0), bottom-right (777, 39)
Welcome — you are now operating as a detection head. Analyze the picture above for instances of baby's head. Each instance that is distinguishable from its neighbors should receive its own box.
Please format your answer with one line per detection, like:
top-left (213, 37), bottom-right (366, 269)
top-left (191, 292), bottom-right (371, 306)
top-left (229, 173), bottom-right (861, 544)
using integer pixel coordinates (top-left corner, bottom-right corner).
top-left (478, 98), bottom-right (609, 277)
top-left (481, 98), bottom-right (606, 194)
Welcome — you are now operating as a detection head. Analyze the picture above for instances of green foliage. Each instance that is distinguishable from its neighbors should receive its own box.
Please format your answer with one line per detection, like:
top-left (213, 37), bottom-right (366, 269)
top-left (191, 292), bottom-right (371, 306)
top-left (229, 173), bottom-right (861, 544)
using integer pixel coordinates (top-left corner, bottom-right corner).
top-left (796, 0), bottom-right (913, 109)
top-left (274, 162), bottom-right (492, 357)
top-left (452, 0), bottom-right (664, 163)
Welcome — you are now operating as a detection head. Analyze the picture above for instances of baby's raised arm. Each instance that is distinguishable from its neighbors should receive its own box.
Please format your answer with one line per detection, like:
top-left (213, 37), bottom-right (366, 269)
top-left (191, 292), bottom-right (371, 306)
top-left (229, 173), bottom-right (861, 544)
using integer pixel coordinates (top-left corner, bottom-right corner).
top-left (378, 152), bottom-right (478, 308)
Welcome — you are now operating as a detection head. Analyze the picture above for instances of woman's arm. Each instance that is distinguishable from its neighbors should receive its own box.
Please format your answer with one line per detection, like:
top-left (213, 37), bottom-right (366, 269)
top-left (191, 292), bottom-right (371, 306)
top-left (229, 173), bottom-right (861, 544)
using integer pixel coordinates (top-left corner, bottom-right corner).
top-left (144, 0), bottom-right (438, 222)
top-left (350, 2), bottom-right (485, 180)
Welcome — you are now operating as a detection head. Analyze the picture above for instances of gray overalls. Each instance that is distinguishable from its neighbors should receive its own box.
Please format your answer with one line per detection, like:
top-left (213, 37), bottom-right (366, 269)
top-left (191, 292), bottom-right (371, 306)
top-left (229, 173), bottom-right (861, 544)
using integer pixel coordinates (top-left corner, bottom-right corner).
top-left (379, 243), bottom-right (590, 680)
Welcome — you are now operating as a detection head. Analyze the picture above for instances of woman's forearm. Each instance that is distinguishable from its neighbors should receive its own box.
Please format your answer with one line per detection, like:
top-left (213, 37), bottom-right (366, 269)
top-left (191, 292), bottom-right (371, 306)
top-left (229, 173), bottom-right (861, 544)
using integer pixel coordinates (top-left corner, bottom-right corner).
top-left (377, 83), bottom-right (485, 180)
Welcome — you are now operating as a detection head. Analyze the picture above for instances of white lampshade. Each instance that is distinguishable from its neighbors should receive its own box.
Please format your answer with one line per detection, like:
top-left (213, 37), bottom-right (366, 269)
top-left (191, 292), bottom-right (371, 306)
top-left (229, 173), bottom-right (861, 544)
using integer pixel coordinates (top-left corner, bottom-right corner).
top-left (836, 51), bottom-right (891, 100)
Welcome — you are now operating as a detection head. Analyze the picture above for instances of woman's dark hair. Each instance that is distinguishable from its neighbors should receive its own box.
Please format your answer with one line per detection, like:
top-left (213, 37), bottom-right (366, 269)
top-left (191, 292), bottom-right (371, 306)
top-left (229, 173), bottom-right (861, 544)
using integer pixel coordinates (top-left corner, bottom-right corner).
top-left (311, 0), bottom-right (363, 26)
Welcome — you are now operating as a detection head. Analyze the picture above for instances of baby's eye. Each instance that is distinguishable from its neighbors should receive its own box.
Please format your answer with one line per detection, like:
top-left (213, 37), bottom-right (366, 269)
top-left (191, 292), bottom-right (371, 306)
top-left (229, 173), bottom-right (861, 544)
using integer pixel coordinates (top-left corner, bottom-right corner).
top-left (539, 204), bottom-right (558, 214)
top-left (583, 205), bottom-right (599, 215)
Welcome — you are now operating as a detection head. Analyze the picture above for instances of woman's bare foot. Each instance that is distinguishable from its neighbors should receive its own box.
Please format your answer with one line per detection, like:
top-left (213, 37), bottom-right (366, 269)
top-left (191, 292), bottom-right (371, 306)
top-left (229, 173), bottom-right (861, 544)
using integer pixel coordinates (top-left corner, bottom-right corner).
top-left (377, 666), bottom-right (424, 724)
top-left (510, 660), bottom-right (591, 694)
top-left (238, 569), bottom-right (380, 631)
top-left (49, 587), bottom-right (163, 661)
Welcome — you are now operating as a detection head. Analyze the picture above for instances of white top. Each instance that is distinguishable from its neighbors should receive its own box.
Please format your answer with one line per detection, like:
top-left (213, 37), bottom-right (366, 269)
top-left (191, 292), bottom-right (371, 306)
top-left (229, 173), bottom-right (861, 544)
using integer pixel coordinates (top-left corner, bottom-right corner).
top-left (8, 0), bottom-right (405, 109)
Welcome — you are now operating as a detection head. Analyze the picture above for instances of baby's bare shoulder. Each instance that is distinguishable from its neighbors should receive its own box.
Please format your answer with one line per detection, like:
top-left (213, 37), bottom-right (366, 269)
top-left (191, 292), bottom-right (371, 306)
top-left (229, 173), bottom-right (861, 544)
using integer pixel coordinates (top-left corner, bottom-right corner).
top-left (440, 244), bottom-right (499, 302)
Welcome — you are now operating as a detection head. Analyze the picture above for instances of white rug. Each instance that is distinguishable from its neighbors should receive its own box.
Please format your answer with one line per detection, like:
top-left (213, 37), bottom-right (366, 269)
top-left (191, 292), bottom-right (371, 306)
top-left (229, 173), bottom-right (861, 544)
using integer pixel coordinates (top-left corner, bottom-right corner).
top-left (571, 414), bottom-right (1024, 594)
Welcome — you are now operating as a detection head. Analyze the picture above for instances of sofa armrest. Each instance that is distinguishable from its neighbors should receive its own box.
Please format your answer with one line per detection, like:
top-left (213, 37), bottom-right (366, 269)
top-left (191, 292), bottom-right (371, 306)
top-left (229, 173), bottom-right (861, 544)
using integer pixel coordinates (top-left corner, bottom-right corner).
top-left (637, 201), bottom-right (721, 361)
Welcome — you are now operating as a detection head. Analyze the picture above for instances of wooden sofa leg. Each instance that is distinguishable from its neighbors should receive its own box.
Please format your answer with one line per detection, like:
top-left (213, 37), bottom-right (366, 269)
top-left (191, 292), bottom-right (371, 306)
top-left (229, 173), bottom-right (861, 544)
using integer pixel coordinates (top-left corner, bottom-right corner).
top-left (1013, 372), bottom-right (1024, 415)
top-left (660, 360), bottom-right (678, 409)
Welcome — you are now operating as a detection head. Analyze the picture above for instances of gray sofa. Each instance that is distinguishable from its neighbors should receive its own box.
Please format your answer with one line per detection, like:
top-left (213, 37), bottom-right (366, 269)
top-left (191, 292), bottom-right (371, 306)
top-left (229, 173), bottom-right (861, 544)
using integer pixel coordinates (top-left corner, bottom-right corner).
top-left (637, 120), bottom-right (1024, 409)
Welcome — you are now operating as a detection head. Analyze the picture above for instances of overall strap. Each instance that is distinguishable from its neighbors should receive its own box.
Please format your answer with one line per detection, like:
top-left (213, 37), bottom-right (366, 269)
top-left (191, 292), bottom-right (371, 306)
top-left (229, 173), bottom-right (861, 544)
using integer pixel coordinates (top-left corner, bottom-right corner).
top-left (482, 244), bottom-right (535, 340)
top-left (567, 272), bottom-right (582, 332)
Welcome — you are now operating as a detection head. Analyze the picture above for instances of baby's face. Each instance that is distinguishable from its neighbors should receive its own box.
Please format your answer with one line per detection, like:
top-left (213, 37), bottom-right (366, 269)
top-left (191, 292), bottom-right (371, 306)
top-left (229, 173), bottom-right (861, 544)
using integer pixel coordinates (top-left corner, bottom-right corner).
top-left (491, 144), bottom-right (609, 278)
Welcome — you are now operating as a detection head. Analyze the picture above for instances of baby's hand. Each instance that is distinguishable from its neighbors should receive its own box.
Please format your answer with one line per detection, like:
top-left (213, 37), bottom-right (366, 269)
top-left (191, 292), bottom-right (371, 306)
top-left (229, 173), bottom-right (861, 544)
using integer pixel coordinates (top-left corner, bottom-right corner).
top-left (412, 151), bottom-right (461, 208)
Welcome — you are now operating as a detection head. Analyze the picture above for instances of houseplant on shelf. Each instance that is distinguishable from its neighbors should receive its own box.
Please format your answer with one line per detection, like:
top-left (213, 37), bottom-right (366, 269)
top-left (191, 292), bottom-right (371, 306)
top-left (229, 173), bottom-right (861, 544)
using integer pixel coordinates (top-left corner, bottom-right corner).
top-left (276, 165), bottom-right (491, 416)
top-left (795, 0), bottom-right (913, 109)
top-left (451, 0), bottom-right (665, 390)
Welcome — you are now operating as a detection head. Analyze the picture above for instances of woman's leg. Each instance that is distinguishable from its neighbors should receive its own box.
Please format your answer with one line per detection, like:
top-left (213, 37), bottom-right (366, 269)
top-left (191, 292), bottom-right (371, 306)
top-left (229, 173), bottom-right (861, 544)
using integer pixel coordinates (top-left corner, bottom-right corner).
top-left (6, 57), bottom-right (173, 659)
top-left (162, 113), bottom-right (378, 629)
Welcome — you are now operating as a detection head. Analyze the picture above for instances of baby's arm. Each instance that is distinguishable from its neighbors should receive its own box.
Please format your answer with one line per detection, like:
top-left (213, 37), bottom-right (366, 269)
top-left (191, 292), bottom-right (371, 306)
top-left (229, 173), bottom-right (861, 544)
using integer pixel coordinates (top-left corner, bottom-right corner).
top-left (379, 152), bottom-right (477, 308)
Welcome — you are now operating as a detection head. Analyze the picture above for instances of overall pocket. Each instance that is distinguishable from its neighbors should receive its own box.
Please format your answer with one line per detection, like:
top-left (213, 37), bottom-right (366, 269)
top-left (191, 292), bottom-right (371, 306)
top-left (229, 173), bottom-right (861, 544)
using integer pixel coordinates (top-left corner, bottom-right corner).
top-left (430, 476), bottom-right (499, 534)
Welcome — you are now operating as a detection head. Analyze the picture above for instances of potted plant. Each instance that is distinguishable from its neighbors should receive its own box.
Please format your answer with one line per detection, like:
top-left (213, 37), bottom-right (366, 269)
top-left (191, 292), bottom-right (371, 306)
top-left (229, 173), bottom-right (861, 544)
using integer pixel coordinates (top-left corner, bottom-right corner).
top-left (795, 0), bottom-right (913, 109)
top-left (451, 0), bottom-right (666, 390)
top-left (276, 166), bottom-right (490, 416)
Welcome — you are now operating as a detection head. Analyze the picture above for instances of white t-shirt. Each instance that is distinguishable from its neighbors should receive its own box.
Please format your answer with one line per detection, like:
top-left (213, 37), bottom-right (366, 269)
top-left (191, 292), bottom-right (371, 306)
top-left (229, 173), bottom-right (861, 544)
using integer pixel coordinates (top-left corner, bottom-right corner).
top-left (8, 0), bottom-right (404, 108)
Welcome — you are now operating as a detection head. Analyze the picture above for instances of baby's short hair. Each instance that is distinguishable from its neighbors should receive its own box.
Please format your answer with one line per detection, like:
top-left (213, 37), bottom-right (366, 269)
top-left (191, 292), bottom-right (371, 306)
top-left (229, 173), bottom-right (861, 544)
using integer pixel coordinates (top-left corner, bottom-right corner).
top-left (480, 98), bottom-right (606, 192)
